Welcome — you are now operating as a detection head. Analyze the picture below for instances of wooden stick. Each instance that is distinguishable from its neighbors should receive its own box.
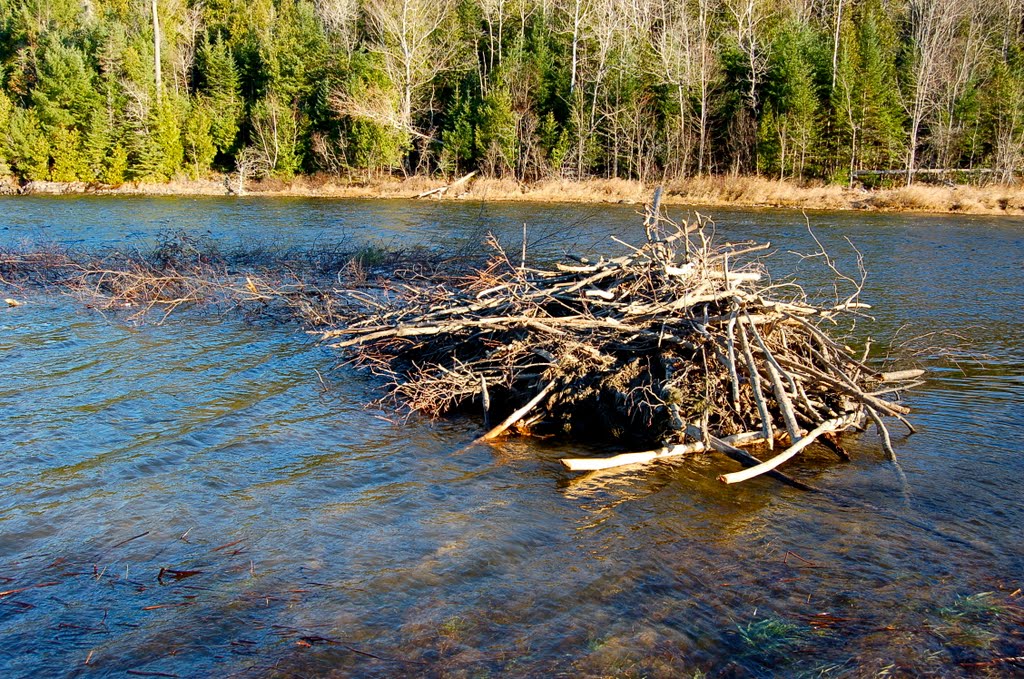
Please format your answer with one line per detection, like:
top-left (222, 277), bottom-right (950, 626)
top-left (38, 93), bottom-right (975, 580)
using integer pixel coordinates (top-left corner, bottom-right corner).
top-left (864, 406), bottom-right (896, 461)
top-left (683, 425), bottom-right (817, 491)
top-left (726, 312), bottom-right (740, 410)
top-left (879, 369), bottom-right (926, 382)
top-left (719, 415), bottom-right (856, 484)
top-left (742, 311), bottom-right (797, 392)
top-left (479, 383), bottom-right (553, 441)
top-left (480, 374), bottom-right (491, 429)
top-left (783, 313), bottom-right (882, 377)
top-left (561, 431), bottom-right (768, 471)
top-left (415, 171), bottom-right (477, 198)
top-left (774, 355), bottom-right (912, 416)
top-left (738, 320), bottom-right (774, 448)
top-left (764, 350), bottom-right (803, 445)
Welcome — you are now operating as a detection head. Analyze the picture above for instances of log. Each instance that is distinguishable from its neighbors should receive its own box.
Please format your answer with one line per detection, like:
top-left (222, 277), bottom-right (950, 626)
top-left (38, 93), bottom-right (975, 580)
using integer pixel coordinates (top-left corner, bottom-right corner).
top-left (879, 369), bottom-right (926, 382)
top-left (560, 431), bottom-right (768, 471)
top-left (738, 320), bottom-right (774, 447)
top-left (479, 382), bottom-right (553, 441)
top-left (415, 171), bottom-right (477, 198)
top-left (684, 425), bottom-right (817, 491)
top-left (718, 415), bottom-right (857, 484)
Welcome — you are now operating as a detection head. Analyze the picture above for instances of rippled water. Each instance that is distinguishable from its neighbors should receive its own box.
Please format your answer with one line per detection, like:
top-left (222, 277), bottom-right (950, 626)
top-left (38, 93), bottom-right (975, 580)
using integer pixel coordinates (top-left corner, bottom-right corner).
top-left (2, 197), bottom-right (1023, 677)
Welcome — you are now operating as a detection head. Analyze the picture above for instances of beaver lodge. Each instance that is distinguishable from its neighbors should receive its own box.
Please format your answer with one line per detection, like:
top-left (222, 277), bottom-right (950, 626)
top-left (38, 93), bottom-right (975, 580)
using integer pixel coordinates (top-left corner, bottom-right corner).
top-left (320, 194), bottom-right (924, 488)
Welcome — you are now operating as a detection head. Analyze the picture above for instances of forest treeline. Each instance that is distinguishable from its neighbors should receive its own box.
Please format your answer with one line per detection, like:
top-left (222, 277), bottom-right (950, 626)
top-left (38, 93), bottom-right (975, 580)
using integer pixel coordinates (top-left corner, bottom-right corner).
top-left (1, 0), bottom-right (1022, 188)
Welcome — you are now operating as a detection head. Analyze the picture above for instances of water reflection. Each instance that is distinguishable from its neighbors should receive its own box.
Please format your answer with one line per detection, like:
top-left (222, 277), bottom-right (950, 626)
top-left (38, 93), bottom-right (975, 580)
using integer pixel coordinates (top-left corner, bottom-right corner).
top-left (1, 200), bottom-right (1023, 676)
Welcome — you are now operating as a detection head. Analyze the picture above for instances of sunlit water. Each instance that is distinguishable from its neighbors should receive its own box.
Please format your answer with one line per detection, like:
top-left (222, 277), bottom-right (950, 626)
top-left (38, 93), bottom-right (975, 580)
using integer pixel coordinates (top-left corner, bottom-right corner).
top-left (2, 197), bottom-right (1023, 677)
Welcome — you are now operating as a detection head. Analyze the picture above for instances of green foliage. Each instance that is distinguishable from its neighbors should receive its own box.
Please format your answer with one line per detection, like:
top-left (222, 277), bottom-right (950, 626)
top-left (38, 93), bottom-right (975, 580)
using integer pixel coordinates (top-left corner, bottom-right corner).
top-left (5, 106), bottom-right (50, 180)
top-left (48, 126), bottom-right (87, 181)
top-left (0, 88), bottom-right (12, 174)
top-left (440, 86), bottom-right (475, 176)
top-left (338, 53), bottom-right (408, 175)
top-left (760, 21), bottom-right (821, 179)
top-left (83, 107), bottom-right (113, 181)
top-left (0, 0), bottom-right (1019, 185)
top-left (103, 143), bottom-right (129, 185)
top-left (477, 85), bottom-right (518, 176)
top-left (198, 39), bottom-right (243, 155)
top-left (833, 1), bottom-right (905, 177)
top-left (934, 592), bottom-right (1004, 651)
top-left (736, 616), bottom-right (806, 658)
top-left (152, 98), bottom-right (184, 179)
top-left (183, 100), bottom-right (217, 178)
top-left (31, 40), bottom-right (100, 131)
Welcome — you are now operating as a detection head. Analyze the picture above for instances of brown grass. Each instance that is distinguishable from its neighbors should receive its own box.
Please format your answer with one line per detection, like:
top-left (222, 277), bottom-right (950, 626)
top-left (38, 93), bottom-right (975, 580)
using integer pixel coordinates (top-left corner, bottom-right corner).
top-left (11, 174), bottom-right (1024, 215)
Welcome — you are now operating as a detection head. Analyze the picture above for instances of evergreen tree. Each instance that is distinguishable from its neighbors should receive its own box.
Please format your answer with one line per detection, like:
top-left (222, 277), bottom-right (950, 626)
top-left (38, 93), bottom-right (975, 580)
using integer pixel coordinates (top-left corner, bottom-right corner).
top-left (0, 88), bottom-right (12, 175)
top-left (760, 21), bottom-right (822, 179)
top-left (832, 0), bottom-right (904, 184)
top-left (6, 106), bottom-right (50, 180)
top-left (183, 98), bottom-right (217, 178)
top-left (0, 0), bottom-right (1018, 186)
top-left (197, 38), bottom-right (242, 156)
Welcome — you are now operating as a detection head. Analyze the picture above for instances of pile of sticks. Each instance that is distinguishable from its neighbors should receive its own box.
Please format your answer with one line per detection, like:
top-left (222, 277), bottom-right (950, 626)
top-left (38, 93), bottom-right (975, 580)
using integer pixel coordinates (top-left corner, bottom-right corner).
top-left (319, 200), bottom-right (922, 485)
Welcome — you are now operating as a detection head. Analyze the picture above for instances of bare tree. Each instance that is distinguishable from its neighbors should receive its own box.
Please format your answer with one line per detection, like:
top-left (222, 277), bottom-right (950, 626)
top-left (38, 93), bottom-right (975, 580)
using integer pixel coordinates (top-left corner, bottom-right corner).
top-left (831, 0), bottom-right (844, 92)
top-left (650, 0), bottom-right (694, 176)
top-left (692, 0), bottom-right (720, 175)
top-left (233, 146), bottom-right (271, 195)
top-left (904, 0), bottom-right (961, 184)
top-left (316, 0), bottom-right (360, 54)
top-left (566, 0), bottom-right (592, 95)
top-left (356, 0), bottom-right (458, 138)
top-left (251, 92), bottom-right (298, 174)
top-left (932, 4), bottom-right (989, 170)
top-left (725, 0), bottom-right (772, 173)
top-left (726, 0), bottom-right (771, 110)
top-left (163, 0), bottom-right (203, 96)
top-left (479, 0), bottom-right (510, 88)
top-left (152, 0), bottom-right (162, 106)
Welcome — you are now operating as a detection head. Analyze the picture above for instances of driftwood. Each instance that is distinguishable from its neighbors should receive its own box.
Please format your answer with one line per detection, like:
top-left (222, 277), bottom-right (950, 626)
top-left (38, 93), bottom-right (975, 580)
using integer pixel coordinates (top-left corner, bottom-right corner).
top-left (320, 200), bottom-right (922, 488)
top-left (561, 431), bottom-right (770, 471)
top-left (416, 171), bottom-right (478, 199)
top-left (718, 414), bottom-right (860, 484)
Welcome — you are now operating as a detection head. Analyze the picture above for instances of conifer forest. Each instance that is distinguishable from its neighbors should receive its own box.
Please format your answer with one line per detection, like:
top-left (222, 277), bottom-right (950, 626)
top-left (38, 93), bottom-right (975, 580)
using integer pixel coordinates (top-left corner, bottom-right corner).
top-left (1, 0), bottom-right (1022, 187)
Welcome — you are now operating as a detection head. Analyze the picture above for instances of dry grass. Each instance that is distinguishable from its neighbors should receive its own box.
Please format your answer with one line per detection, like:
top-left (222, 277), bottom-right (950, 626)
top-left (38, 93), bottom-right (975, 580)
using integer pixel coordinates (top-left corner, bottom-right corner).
top-left (664, 176), bottom-right (855, 210)
top-left (868, 183), bottom-right (1024, 213)
top-left (11, 174), bottom-right (1024, 215)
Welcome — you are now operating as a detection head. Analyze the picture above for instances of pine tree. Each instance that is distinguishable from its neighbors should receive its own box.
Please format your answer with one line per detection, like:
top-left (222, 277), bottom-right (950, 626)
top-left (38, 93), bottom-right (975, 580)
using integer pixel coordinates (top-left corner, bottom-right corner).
top-left (183, 98), bottom-right (217, 178)
top-left (5, 107), bottom-right (50, 180)
top-left (761, 21), bottom-right (822, 179)
top-left (197, 39), bottom-right (243, 157)
top-left (0, 89), bottom-right (12, 175)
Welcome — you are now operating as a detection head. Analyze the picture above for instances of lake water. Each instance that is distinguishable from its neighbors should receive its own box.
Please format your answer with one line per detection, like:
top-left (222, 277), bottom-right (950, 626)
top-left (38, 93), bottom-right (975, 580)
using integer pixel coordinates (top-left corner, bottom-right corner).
top-left (2, 196), bottom-right (1023, 677)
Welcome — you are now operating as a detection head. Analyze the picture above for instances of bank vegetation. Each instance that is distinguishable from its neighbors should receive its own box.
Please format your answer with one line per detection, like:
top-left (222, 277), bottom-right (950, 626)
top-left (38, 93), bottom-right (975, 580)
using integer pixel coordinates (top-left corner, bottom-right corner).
top-left (2, 0), bottom-right (1024, 200)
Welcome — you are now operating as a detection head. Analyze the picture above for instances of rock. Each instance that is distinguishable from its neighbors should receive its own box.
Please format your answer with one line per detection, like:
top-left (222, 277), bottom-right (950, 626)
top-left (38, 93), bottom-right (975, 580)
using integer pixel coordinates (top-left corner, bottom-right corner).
top-left (20, 181), bottom-right (89, 195)
top-left (0, 176), bottom-right (20, 195)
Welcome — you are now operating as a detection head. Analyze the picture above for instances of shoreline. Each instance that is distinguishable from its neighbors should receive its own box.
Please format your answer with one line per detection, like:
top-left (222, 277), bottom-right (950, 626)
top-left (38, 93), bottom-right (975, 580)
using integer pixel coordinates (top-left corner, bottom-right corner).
top-left (4, 174), bottom-right (1024, 217)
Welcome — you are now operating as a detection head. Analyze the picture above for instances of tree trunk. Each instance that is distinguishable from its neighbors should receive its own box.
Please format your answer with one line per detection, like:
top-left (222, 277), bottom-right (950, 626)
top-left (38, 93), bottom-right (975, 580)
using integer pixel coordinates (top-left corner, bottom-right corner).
top-left (152, 0), bottom-right (162, 106)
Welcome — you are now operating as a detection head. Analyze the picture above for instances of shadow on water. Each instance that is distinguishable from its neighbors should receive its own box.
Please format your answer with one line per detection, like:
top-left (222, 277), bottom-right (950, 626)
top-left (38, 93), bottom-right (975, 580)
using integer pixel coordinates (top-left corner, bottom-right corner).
top-left (1, 198), bottom-right (1023, 676)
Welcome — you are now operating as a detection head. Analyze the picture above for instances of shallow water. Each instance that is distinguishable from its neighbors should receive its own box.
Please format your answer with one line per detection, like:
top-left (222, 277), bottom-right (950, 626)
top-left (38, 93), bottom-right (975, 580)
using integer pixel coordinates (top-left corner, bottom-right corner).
top-left (1, 197), bottom-right (1023, 677)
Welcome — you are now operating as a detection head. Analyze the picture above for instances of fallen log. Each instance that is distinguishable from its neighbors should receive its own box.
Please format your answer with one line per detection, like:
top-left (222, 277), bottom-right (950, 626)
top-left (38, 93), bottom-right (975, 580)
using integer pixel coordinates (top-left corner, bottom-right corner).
top-left (718, 414), bottom-right (859, 484)
top-left (415, 171), bottom-right (477, 199)
top-left (561, 431), bottom-right (769, 471)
